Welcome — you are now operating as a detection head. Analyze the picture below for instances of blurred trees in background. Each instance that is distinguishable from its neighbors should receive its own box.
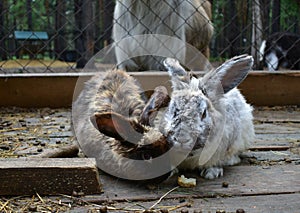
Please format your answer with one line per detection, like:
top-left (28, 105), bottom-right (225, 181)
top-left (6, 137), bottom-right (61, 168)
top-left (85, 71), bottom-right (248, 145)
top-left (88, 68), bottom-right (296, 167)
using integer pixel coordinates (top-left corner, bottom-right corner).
top-left (0, 0), bottom-right (299, 68)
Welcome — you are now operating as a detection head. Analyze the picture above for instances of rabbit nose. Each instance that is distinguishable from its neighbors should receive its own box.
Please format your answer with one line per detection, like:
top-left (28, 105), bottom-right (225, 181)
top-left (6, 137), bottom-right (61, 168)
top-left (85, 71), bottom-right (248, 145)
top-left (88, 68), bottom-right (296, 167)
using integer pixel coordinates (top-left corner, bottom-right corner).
top-left (166, 131), bottom-right (179, 145)
top-left (166, 130), bottom-right (174, 138)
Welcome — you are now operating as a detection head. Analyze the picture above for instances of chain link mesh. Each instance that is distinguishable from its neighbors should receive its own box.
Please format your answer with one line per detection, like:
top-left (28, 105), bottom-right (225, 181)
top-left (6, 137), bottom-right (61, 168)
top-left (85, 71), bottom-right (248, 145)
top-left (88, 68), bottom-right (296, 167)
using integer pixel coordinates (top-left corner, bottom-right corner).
top-left (0, 0), bottom-right (299, 73)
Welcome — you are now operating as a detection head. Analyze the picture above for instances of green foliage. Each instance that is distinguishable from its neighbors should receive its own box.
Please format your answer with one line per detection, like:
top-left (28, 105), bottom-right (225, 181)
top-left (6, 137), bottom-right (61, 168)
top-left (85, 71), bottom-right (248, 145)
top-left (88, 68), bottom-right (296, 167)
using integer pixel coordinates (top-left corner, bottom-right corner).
top-left (7, 0), bottom-right (55, 31)
top-left (280, 0), bottom-right (300, 31)
top-left (211, 0), bottom-right (227, 35)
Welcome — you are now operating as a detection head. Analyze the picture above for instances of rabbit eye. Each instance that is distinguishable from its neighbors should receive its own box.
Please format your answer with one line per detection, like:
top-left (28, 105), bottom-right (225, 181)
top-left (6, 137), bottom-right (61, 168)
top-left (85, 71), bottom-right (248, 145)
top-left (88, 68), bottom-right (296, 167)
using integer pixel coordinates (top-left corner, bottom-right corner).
top-left (201, 109), bottom-right (207, 120)
top-left (201, 88), bottom-right (207, 96)
top-left (142, 153), bottom-right (152, 161)
top-left (173, 108), bottom-right (179, 117)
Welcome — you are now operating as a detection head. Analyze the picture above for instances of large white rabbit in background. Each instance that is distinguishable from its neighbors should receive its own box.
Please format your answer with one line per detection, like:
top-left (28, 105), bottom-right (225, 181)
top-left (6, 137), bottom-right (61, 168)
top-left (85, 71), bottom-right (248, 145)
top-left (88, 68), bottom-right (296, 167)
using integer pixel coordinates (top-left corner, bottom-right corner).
top-left (162, 55), bottom-right (255, 179)
top-left (112, 0), bottom-right (213, 71)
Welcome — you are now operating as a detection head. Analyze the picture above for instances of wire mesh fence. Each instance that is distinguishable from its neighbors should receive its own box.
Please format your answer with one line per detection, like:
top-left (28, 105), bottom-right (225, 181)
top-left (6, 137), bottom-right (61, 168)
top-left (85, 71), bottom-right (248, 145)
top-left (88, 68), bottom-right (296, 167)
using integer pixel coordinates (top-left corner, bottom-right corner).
top-left (0, 0), bottom-right (299, 73)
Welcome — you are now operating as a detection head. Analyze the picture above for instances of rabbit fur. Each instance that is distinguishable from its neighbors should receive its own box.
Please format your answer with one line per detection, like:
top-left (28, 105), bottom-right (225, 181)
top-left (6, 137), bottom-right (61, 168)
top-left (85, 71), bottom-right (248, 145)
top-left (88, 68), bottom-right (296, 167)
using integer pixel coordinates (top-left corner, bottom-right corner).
top-left (161, 55), bottom-right (255, 179)
top-left (112, 0), bottom-right (213, 71)
top-left (73, 69), bottom-right (171, 180)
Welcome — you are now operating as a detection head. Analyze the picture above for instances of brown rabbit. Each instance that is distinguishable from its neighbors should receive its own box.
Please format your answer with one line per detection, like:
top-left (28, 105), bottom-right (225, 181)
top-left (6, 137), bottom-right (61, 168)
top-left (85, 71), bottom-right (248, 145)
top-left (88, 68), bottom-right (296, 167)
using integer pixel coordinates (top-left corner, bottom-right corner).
top-left (72, 69), bottom-right (172, 181)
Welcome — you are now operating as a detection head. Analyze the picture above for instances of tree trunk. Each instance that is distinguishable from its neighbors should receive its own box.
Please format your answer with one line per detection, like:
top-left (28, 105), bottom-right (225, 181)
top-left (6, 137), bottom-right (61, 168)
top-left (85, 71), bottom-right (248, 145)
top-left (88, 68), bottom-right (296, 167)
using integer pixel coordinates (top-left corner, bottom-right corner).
top-left (226, 0), bottom-right (240, 57)
top-left (271, 0), bottom-right (280, 33)
top-left (12, 0), bottom-right (17, 29)
top-left (45, 0), bottom-right (51, 31)
top-left (26, 0), bottom-right (32, 30)
top-left (102, 0), bottom-right (115, 46)
top-left (74, 0), bottom-right (95, 68)
top-left (82, 0), bottom-right (94, 60)
top-left (216, 1), bottom-right (226, 58)
top-left (55, 0), bottom-right (67, 59)
top-left (251, 0), bottom-right (263, 69)
top-left (261, 0), bottom-right (270, 37)
top-left (74, 0), bottom-right (84, 67)
top-left (94, 0), bottom-right (103, 52)
top-left (95, 0), bottom-right (114, 52)
top-left (0, 0), bottom-right (7, 60)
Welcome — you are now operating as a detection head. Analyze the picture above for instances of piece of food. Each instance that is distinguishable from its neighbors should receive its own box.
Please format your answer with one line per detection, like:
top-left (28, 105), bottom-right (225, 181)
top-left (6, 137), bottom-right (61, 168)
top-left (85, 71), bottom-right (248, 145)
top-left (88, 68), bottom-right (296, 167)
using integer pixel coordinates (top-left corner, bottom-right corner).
top-left (177, 175), bottom-right (196, 188)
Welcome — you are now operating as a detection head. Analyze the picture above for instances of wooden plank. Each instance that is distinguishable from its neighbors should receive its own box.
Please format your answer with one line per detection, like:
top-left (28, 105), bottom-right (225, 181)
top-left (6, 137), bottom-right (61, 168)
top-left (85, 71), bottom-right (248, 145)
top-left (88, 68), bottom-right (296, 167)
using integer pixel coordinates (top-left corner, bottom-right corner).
top-left (254, 110), bottom-right (300, 123)
top-left (254, 123), bottom-right (300, 134)
top-left (187, 193), bottom-right (300, 213)
top-left (0, 71), bottom-right (300, 107)
top-left (254, 133), bottom-right (300, 148)
top-left (0, 158), bottom-right (102, 196)
top-left (255, 133), bottom-right (300, 142)
top-left (83, 164), bottom-right (300, 202)
top-left (0, 74), bottom-right (80, 108)
top-left (109, 193), bottom-right (300, 213)
top-left (249, 145), bottom-right (290, 151)
top-left (239, 71), bottom-right (300, 106)
top-left (29, 144), bottom-right (79, 158)
top-left (241, 151), bottom-right (300, 162)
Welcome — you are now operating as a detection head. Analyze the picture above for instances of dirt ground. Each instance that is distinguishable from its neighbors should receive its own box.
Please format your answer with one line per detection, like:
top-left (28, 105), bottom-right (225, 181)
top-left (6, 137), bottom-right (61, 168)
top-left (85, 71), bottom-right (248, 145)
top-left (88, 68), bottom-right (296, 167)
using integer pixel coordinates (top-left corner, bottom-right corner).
top-left (0, 59), bottom-right (76, 73)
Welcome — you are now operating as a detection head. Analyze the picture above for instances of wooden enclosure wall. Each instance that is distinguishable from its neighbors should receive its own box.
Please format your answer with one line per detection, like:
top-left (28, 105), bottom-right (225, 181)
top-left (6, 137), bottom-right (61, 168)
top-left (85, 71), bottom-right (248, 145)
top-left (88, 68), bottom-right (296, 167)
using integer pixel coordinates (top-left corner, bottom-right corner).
top-left (0, 72), bottom-right (299, 107)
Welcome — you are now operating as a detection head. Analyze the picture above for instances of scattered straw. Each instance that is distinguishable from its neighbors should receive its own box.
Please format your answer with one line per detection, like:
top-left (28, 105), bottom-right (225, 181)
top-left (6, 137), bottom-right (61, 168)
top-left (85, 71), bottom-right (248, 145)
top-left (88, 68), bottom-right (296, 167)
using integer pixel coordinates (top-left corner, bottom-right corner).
top-left (149, 186), bottom-right (179, 210)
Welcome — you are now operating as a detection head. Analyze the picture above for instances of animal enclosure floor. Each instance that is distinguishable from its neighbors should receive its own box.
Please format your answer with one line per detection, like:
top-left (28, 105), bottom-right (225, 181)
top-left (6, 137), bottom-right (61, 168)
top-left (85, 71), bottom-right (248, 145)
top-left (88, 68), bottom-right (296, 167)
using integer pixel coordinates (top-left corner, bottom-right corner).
top-left (0, 106), bottom-right (300, 212)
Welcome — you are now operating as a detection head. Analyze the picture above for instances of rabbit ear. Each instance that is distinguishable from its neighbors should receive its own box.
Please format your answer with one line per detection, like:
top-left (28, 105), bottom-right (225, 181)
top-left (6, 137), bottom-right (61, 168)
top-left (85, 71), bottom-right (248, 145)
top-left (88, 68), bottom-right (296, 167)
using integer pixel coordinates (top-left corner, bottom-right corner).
top-left (91, 112), bottom-right (144, 143)
top-left (140, 86), bottom-right (170, 126)
top-left (203, 55), bottom-right (253, 94)
top-left (163, 58), bottom-right (187, 76)
top-left (163, 58), bottom-right (190, 90)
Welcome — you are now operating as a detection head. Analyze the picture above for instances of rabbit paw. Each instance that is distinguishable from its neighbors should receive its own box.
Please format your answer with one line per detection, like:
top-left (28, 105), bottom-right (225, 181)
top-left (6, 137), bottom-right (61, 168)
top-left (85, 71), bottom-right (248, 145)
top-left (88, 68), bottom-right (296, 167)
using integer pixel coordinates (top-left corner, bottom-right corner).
top-left (200, 167), bottom-right (223, 179)
top-left (169, 168), bottom-right (179, 178)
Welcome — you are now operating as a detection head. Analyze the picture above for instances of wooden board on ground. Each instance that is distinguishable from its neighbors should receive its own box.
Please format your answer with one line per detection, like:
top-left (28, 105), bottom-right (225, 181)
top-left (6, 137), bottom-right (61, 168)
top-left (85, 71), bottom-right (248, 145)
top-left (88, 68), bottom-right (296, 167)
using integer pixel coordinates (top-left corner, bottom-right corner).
top-left (82, 164), bottom-right (300, 202)
top-left (0, 158), bottom-right (102, 196)
top-left (254, 108), bottom-right (300, 122)
top-left (108, 193), bottom-right (300, 213)
top-left (255, 122), bottom-right (300, 134)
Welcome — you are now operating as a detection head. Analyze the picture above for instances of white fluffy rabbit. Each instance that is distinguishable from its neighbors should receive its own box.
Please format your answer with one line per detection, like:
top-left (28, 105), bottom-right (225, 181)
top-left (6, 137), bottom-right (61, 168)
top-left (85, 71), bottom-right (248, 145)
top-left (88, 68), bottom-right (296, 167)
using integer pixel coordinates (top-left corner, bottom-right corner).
top-left (161, 55), bottom-right (255, 179)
